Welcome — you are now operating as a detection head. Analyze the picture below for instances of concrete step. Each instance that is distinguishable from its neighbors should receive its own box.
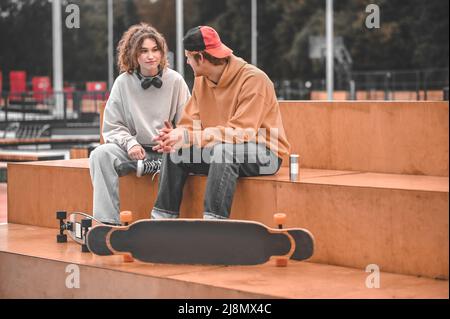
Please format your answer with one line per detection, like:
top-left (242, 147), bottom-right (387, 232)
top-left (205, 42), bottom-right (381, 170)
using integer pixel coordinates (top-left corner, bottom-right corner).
top-left (6, 159), bottom-right (449, 279)
top-left (0, 150), bottom-right (66, 162)
top-left (0, 223), bottom-right (447, 299)
top-left (97, 101), bottom-right (449, 176)
top-left (279, 101), bottom-right (448, 176)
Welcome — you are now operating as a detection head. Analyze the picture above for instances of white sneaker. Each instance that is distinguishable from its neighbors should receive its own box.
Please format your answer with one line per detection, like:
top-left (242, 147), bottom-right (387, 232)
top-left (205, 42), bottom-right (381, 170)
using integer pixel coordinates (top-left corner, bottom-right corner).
top-left (136, 158), bottom-right (162, 178)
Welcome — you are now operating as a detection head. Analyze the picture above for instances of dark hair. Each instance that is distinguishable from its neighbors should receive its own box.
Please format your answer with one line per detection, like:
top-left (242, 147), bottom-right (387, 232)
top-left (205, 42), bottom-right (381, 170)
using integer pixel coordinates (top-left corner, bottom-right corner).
top-left (192, 51), bottom-right (229, 65)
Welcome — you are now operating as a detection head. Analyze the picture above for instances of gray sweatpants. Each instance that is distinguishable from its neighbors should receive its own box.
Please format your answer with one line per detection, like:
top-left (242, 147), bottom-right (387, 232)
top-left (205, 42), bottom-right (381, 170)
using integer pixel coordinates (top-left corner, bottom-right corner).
top-left (88, 143), bottom-right (160, 224)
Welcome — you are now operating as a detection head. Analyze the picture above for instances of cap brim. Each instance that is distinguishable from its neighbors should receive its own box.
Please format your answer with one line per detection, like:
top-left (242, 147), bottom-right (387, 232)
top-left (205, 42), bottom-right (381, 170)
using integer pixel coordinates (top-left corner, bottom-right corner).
top-left (204, 44), bottom-right (233, 59)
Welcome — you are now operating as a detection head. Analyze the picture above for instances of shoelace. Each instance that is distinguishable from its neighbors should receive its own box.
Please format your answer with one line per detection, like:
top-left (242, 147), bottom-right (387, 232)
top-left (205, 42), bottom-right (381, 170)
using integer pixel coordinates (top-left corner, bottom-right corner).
top-left (142, 158), bottom-right (162, 180)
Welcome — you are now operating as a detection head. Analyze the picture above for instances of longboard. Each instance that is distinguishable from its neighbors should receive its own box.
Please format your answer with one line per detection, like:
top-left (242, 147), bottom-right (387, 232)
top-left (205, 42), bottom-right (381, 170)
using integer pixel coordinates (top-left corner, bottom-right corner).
top-left (86, 215), bottom-right (314, 266)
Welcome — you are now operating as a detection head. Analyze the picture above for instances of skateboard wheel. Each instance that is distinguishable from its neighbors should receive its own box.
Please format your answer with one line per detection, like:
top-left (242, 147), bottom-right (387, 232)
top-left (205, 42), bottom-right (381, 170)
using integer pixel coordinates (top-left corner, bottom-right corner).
top-left (81, 244), bottom-right (90, 253)
top-left (273, 213), bottom-right (286, 227)
top-left (65, 221), bottom-right (73, 231)
top-left (56, 211), bottom-right (67, 220)
top-left (120, 211), bottom-right (133, 224)
top-left (123, 254), bottom-right (134, 263)
top-left (275, 257), bottom-right (288, 267)
top-left (81, 219), bottom-right (92, 228)
top-left (57, 234), bottom-right (67, 243)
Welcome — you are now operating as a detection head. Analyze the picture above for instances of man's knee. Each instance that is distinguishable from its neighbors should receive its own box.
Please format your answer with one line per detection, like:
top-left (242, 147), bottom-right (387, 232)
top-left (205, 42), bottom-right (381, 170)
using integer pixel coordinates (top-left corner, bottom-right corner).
top-left (167, 150), bottom-right (184, 165)
top-left (211, 143), bottom-right (234, 163)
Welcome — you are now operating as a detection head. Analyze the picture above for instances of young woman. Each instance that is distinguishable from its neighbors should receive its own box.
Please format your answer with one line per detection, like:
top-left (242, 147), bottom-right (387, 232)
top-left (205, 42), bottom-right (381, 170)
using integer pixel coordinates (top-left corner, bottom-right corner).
top-left (89, 23), bottom-right (190, 225)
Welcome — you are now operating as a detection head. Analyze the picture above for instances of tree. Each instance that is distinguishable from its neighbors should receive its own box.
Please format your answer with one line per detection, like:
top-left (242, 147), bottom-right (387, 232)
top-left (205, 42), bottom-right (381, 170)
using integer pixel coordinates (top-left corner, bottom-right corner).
top-left (0, 0), bottom-right (52, 90)
top-left (0, 0), bottom-right (448, 88)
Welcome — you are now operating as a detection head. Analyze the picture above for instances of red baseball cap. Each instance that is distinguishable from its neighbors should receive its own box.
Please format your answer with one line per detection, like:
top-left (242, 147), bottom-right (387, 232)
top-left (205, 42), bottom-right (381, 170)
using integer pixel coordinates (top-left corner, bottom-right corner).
top-left (183, 26), bottom-right (233, 58)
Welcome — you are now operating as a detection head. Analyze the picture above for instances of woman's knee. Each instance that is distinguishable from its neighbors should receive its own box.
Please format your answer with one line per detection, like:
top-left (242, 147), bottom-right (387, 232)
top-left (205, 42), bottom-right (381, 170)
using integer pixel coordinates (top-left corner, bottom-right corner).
top-left (89, 143), bottom-right (117, 165)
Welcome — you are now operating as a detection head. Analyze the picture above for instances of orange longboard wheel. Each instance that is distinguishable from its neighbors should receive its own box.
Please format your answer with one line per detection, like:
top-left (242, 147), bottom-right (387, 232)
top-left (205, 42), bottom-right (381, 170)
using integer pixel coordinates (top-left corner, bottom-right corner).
top-left (120, 211), bottom-right (133, 224)
top-left (275, 257), bottom-right (288, 267)
top-left (123, 254), bottom-right (134, 263)
top-left (273, 213), bottom-right (287, 228)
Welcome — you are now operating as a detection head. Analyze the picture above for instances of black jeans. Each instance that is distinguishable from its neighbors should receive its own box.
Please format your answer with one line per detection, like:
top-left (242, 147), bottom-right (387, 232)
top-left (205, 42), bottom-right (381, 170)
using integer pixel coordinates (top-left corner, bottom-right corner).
top-left (151, 142), bottom-right (282, 219)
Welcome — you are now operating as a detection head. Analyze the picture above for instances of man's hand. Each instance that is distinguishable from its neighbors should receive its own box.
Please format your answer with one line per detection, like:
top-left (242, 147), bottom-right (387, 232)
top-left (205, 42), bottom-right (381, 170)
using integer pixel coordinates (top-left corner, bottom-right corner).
top-left (128, 144), bottom-right (146, 160)
top-left (152, 121), bottom-right (186, 153)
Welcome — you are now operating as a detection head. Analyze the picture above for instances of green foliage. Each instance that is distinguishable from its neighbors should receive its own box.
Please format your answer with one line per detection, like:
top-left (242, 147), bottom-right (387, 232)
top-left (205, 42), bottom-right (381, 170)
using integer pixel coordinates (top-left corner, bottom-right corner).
top-left (0, 0), bottom-right (447, 86)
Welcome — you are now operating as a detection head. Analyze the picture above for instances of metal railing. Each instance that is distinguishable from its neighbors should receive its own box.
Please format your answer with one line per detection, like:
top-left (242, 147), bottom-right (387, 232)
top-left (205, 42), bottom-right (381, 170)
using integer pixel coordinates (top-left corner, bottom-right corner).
top-left (351, 68), bottom-right (449, 100)
top-left (274, 68), bottom-right (449, 101)
top-left (0, 90), bottom-right (107, 125)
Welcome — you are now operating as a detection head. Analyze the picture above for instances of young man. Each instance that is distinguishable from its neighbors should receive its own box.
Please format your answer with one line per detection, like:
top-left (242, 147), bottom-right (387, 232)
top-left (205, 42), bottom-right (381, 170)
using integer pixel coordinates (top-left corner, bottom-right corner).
top-left (89, 23), bottom-right (190, 225)
top-left (151, 26), bottom-right (290, 220)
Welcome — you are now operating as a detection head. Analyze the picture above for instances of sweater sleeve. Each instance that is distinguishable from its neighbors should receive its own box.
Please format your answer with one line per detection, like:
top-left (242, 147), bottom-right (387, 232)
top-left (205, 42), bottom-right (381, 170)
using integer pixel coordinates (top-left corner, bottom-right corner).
top-left (200, 76), bottom-right (272, 147)
top-left (102, 78), bottom-right (139, 152)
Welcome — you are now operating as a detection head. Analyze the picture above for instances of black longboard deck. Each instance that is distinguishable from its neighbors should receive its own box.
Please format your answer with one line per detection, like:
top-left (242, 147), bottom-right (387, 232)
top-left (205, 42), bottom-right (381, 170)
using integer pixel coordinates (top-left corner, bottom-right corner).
top-left (85, 225), bottom-right (114, 255)
top-left (86, 219), bottom-right (314, 265)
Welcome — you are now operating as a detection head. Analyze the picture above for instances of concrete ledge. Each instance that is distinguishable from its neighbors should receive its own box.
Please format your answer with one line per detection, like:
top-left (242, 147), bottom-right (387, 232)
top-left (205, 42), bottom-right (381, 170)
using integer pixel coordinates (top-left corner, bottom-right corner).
top-left (0, 224), bottom-right (447, 299)
top-left (279, 101), bottom-right (449, 176)
top-left (0, 150), bottom-right (65, 162)
top-left (6, 159), bottom-right (449, 279)
top-left (0, 252), bottom-right (264, 299)
top-left (97, 101), bottom-right (449, 176)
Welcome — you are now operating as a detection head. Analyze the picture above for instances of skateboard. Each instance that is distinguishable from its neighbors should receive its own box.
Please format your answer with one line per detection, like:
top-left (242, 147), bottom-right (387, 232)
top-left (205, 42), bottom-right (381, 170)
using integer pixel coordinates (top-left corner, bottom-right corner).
top-left (56, 211), bottom-right (101, 252)
top-left (86, 212), bottom-right (314, 266)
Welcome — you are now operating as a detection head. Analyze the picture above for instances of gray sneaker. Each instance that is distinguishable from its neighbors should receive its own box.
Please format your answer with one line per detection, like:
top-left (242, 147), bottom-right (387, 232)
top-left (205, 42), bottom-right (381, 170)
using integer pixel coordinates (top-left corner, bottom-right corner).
top-left (137, 158), bottom-right (162, 179)
top-left (116, 160), bottom-right (138, 177)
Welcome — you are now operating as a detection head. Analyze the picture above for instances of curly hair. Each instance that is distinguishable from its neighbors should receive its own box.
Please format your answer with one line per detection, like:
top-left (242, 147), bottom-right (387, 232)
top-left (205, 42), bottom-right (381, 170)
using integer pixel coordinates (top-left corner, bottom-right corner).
top-left (117, 23), bottom-right (169, 74)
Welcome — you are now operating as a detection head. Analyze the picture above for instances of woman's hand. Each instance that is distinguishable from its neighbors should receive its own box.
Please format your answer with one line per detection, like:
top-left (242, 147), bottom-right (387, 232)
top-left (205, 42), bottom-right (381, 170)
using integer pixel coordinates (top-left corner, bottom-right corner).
top-left (128, 145), bottom-right (146, 160)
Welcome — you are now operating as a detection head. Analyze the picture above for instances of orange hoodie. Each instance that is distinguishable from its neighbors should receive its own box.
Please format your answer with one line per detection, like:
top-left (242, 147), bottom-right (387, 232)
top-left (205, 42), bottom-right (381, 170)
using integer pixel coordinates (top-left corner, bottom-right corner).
top-left (178, 55), bottom-right (290, 158)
